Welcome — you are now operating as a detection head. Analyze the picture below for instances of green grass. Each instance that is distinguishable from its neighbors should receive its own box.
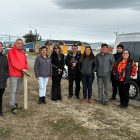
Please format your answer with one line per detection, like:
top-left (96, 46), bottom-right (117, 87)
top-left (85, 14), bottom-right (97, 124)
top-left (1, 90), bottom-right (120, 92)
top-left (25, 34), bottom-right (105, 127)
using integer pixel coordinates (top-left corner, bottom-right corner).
top-left (0, 126), bottom-right (12, 139)
top-left (50, 118), bottom-right (90, 136)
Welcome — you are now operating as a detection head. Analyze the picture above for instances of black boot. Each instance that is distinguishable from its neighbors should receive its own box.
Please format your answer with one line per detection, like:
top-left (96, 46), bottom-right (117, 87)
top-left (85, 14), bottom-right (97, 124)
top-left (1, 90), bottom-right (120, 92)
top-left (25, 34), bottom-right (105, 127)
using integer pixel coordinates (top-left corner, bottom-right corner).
top-left (42, 96), bottom-right (46, 104)
top-left (0, 101), bottom-right (3, 116)
top-left (0, 90), bottom-right (4, 116)
top-left (38, 97), bottom-right (42, 104)
top-left (15, 103), bottom-right (22, 109)
top-left (0, 112), bottom-right (3, 116)
top-left (0, 106), bottom-right (3, 116)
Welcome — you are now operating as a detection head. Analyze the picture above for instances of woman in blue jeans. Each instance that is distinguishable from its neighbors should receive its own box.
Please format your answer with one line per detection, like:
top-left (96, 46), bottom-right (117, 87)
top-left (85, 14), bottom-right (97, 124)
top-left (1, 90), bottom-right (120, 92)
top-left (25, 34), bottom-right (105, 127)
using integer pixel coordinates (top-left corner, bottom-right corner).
top-left (34, 46), bottom-right (52, 104)
top-left (79, 46), bottom-right (96, 103)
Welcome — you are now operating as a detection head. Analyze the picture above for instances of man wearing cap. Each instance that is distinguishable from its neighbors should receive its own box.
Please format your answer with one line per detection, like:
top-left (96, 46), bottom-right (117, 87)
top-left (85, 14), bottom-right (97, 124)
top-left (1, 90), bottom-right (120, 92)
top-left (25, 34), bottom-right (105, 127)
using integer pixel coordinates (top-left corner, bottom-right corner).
top-left (65, 45), bottom-right (81, 99)
top-left (111, 44), bottom-right (124, 100)
top-left (96, 43), bottom-right (115, 105)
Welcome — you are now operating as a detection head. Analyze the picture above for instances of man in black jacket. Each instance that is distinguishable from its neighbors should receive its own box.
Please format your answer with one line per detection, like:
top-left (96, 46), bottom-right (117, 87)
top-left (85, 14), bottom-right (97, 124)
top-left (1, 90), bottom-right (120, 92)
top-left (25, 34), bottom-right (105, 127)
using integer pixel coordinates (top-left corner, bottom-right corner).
top-left (111, 44), bottom-right (124, 100)
top-left (65, 45), bottom-right (81, 99)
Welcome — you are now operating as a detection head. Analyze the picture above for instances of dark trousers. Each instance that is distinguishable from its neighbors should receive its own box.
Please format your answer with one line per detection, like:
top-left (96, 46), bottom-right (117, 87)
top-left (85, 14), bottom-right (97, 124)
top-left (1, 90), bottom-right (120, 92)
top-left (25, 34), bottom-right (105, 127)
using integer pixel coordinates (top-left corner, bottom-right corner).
top-left (68, 74), bottom-right (80, 97)
top-left (111, 78), bottom-right (118, 99)
top-left (0, 89), bottom-right (5, 113)
top-left (51, 76), bottom-right (62, 101)
top-left (82, 75), bottom-right (94, 99)
top-left (118, 81), bottom-right (130, 106)
top-left (138, 79), bottom-right (140, 90)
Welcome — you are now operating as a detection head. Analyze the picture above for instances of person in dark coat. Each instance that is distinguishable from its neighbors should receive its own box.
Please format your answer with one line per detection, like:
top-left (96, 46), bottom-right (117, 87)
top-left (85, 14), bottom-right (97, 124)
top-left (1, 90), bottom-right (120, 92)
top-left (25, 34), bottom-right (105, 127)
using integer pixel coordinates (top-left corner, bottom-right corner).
top-left (111, 44), bottom-right (124, 100)
top-left (0, 42), bottom-right (9, 116)
top-left (65, 45), bottom-right (81, 99)
top-left (137, 57), bottom-right (140, 90)
top-left (79, 46), bottom-right (96, 103)
top-left (113, 49), bottom-right (137, 108)
top-left (50, 44), bottom-right (65, 101)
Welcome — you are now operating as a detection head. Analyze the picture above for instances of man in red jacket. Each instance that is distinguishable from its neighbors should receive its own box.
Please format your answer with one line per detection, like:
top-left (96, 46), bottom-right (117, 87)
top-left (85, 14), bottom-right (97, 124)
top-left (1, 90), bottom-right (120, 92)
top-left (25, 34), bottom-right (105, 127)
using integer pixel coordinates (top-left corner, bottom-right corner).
top-left (8, 39), bottom-right (28, 114)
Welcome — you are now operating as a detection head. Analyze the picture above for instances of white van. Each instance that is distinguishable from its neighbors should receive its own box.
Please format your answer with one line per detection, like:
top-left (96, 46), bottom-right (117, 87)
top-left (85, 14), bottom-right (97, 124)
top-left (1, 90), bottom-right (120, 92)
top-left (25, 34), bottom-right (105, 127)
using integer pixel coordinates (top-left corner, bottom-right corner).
top-left (114, 32), bottom-right (140, 99)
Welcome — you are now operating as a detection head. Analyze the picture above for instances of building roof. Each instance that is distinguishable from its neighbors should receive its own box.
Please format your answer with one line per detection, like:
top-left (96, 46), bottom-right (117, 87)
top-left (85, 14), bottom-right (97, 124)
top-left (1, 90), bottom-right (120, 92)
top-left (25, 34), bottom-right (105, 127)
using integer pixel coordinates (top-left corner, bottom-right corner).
top-left (44, 39), bottom-right (90, 46)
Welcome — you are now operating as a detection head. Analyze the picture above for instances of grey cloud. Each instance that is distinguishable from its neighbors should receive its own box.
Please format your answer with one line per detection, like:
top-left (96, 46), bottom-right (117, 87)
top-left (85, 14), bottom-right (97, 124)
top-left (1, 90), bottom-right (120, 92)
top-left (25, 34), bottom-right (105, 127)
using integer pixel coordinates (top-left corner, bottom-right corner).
top-left (53, 0), bottom-right (140, 10)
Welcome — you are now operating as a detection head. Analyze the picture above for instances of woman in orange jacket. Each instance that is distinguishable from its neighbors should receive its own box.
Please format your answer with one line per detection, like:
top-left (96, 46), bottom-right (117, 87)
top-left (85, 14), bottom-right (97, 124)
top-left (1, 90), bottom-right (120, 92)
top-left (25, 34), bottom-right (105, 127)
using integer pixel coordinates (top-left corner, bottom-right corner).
top-left (113, 49), bottom-right (137, 108)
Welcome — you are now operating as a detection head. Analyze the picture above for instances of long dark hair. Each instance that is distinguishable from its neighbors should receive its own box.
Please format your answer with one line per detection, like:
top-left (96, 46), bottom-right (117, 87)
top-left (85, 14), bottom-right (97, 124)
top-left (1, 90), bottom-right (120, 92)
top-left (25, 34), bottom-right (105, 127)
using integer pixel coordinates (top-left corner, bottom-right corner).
top-left (80, 46), bottom-right (94, 62)
top-left (50, 44), bottom-right (63, 59)
top-left (123, 49), bottom-right (131, 59)
top-left (118, 49), bottom-right (131, 62)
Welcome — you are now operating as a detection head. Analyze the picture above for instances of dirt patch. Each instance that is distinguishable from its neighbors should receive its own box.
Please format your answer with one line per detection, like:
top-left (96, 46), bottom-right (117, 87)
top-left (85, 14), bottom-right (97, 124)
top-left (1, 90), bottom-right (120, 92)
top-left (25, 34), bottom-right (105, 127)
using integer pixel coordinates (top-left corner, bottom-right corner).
top-left (0, 56), bottom-right (140, 140)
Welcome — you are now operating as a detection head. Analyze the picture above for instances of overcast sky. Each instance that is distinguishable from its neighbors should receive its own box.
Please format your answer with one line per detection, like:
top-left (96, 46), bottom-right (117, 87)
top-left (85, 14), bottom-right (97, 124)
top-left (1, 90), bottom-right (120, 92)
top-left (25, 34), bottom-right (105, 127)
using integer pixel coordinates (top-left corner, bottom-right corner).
top-left (0, 0), bottom-right (140, 43)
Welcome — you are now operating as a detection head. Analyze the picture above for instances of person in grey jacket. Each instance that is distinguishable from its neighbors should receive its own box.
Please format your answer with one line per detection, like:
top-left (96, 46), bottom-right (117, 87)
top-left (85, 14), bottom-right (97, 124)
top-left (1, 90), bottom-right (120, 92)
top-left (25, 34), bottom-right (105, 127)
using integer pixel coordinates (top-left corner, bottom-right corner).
top-left (80, 46), bottom-right (96, 103)
top-left (34, 46), bottom-right (52, 104)
top-left (96, 43), bottom-right (115, 105)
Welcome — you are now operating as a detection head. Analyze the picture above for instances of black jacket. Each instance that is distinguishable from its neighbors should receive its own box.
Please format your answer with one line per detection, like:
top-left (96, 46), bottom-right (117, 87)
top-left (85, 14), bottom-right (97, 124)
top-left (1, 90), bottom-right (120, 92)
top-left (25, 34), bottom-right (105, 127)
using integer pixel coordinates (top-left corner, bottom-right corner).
top-left (51, 53), bottom-right (65, 76)
top-left (111, 52), bottom-right (122, 80)
top-left (65, 52), bottom-right (81, 75)
top-left (0, 51), bottom-right (9, 89)
top-left (114, 52), bottom-right (123, 61)
top-left (79, 56), bottom-right (96, 76)
top-left (113, 58), bottom-right (136, 83)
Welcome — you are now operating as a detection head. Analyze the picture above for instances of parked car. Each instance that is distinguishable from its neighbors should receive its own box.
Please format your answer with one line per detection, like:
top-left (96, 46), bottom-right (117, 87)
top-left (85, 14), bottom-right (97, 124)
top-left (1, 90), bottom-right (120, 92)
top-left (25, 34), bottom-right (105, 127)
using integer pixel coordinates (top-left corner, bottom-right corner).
top-left (62, 65), bottom-right (68, 79)
top-left (3, 48), bottom-right (11, 56)
top-left (62, 54), bottom-right (68, 79)
top-left (114, 32), bottom-right (140, 99)
top-left (3, 47), bottom-right (28, 56)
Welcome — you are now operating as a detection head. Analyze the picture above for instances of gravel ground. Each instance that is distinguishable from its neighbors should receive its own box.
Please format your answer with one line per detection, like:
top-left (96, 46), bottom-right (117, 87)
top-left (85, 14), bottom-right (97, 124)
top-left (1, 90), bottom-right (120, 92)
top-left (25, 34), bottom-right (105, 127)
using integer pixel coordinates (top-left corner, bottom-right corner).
top-left (0, 55), bottom-right (140, 140)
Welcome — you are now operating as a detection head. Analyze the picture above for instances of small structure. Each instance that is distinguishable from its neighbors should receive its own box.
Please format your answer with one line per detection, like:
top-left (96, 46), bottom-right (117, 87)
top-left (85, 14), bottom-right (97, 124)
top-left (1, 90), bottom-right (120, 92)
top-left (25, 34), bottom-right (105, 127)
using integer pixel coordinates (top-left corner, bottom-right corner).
top-left (24, 42), bottom-right (35, 52)
top-left (45, 40), bottom-right (90, 54)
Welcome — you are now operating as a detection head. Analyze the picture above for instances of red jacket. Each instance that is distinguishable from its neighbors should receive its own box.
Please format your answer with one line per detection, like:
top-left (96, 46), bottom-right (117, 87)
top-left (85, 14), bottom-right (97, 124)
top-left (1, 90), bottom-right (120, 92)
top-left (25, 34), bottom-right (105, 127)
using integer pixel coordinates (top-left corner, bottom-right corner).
top-left (8, 45), bottom-right (28, 77)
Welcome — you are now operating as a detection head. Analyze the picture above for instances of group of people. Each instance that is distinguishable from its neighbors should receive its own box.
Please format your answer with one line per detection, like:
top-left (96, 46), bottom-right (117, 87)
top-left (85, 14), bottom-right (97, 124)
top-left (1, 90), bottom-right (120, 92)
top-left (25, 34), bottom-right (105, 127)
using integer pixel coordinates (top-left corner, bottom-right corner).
top-left (34, 42), bottom-right (137, 108)
top-left (0, 38), bottom-right (139, 117)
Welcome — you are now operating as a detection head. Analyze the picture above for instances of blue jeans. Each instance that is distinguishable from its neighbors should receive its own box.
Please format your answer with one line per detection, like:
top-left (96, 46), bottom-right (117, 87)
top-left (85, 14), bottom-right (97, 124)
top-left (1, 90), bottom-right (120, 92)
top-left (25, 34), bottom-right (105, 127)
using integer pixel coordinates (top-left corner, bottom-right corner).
top-left (82, 75), bottom-right (94, 99)
top-left (38, 77), bottom-right (48, 97)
